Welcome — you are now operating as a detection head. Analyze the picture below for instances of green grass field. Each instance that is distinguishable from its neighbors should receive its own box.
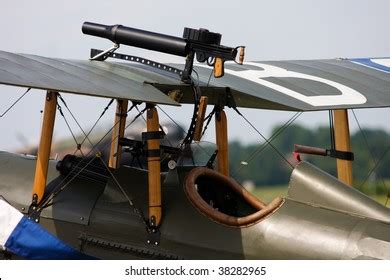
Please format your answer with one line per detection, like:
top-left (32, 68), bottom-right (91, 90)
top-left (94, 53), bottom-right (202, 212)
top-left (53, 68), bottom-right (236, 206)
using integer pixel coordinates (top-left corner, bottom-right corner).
top-left (252, 185), bottom-right (390, 207)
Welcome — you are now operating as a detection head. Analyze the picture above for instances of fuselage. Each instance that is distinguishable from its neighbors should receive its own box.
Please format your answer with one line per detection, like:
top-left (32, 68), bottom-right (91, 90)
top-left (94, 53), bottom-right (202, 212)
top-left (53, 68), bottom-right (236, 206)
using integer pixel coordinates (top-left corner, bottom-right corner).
top-left (1, 151), bottom-right (390, 259)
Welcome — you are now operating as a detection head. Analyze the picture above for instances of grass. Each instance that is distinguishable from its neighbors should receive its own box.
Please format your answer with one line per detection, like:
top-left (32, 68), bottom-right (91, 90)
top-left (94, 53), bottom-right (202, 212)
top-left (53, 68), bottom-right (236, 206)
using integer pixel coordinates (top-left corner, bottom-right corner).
top-left (251, 185), bottom-right (390, 208)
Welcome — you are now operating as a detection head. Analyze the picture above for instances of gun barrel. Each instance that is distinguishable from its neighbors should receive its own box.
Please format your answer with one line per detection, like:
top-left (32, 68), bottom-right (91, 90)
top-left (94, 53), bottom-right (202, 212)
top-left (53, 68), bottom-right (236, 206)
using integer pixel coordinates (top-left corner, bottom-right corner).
top-left (82, 22), bottom-right (188, 57)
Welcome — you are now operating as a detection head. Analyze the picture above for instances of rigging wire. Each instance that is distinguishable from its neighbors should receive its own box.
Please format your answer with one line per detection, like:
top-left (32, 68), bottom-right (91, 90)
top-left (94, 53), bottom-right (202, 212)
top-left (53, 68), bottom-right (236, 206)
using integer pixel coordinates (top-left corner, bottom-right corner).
top-left (234, 111), bottom-right (302, 175)
top-left (56, 102), bottom-right (84, 156)
top-left (40, 154), bottom-right (98, 207)
top-left (156, 105), bottom-right (212, 158)
top-left (97, 156), bottom-right (148, 227)
top-left (0, 88), bottom-right (31, 118)
top-left (191, 69), bottom-right (200, 87)
top-left (352, 109), bottom-right (390, 198)
top-left (57, 94), bottom-right (95, 149)
top-left (70, 99), bottom-right (136, 156)
top-left (75, 98), bottom-right (115, 154)
top-left (233, 107), bottom-right (295, 170)
top-left (206, 69), bottom-right (214, 87)
top-left (200, 106), bottom-right (216, 138)
top-left (358, 145), bottom-right (390, 193)
top-left (40, 105), bottom-right (147, 209)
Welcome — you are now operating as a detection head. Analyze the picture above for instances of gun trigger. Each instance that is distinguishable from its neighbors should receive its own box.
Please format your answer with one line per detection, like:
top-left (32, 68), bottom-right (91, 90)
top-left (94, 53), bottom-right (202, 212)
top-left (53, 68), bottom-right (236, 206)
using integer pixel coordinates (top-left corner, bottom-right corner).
top-left (214, 57), bottom-right (224, 78)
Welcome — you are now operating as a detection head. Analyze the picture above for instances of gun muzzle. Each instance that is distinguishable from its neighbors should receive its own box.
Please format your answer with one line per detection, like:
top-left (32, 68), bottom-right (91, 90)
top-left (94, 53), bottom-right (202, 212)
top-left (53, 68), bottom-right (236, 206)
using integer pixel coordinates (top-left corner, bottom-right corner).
top-left (82, 22), bottom-right (188, 57)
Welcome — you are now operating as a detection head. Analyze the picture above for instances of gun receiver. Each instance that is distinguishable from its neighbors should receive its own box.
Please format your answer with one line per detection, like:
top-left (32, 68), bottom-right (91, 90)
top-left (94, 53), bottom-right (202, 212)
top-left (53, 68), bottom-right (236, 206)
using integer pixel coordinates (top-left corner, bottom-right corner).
top-left (82, 22), bottom-right (244, 82)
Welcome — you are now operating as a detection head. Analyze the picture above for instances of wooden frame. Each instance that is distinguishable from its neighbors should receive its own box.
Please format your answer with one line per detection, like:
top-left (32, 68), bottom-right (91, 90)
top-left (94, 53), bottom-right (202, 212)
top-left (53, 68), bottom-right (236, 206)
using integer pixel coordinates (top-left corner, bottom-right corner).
top-left (32, 91), bottom-right (57, 204)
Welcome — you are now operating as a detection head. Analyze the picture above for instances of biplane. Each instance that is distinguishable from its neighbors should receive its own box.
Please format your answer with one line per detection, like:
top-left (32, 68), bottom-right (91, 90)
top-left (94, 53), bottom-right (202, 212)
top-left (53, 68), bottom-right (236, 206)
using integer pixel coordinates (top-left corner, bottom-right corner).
top-left (0, 22), bottom-right (390, 259)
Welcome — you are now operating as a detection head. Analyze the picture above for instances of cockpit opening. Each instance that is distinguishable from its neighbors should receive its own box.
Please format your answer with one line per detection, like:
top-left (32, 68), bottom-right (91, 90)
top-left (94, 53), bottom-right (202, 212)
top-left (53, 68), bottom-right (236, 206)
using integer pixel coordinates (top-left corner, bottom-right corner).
top-left (184, 167), bottom-right (283, 227)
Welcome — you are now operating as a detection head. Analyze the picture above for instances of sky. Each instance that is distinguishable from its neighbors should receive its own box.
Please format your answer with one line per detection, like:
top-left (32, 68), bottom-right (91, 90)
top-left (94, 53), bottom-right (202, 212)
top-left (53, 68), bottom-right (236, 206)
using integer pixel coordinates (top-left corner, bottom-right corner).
top-left (0, 0), bottom-right (389, 151)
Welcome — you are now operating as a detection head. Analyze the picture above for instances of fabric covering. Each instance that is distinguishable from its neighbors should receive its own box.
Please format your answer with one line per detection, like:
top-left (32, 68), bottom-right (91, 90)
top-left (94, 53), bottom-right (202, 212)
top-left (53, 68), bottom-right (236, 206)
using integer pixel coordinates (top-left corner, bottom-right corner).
top-left (0, 199), bottom-right (95, 259)
top-left (0, 50), bottom-right (390, 111)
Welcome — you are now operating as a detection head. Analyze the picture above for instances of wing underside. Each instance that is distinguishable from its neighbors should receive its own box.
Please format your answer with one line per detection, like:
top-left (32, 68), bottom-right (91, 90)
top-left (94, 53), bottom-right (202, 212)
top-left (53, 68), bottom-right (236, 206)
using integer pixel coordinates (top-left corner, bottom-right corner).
top-left (0, 51), bottom-right (180, 106)
top-left (0, 50), bottom-right (389, 111)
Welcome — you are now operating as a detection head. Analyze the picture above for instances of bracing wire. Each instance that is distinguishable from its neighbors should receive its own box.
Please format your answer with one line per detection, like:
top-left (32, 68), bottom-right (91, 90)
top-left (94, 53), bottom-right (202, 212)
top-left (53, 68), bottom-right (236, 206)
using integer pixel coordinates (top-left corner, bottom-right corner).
top-left (40, 104), bottom-right (148, 209)
top-left (156, 105), bottom-right (212, 158)
top-left (57, 94), bottom-right (96, 150)
top-left (0, 88), bottom-right (31, 118)
top-left (75, 98), bottom-right (114, 154)
top-left (97, 156), bottom-right (148, 227)
top-left (233, 107), bottom-right (294, 170)
top-left (352, 109), bottom-right (390, 200)
top-left (56, 102), bottom-right (84, 156)
top-left (233, 111), bottom-right (302, 176)
top-left (358, 145), bottom-right (390, 192)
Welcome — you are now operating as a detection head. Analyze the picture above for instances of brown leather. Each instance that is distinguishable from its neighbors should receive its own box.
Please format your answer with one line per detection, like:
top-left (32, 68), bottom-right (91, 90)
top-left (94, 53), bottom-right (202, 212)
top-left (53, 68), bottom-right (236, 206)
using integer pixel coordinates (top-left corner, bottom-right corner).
top-left (184, 167), bottom-right (284, 227)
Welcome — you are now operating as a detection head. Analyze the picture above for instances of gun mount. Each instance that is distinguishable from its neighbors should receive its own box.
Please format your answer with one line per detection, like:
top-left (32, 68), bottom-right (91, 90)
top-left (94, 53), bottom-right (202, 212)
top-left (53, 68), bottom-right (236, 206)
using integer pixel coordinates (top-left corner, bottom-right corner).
top-left (82, 22), bottom-right (245, 83)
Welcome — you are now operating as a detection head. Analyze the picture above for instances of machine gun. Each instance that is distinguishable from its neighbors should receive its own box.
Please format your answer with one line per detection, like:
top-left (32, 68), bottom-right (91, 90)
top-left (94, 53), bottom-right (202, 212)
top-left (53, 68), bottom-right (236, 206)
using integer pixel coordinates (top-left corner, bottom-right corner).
top-left (82, 22), bottom-right (245, 83)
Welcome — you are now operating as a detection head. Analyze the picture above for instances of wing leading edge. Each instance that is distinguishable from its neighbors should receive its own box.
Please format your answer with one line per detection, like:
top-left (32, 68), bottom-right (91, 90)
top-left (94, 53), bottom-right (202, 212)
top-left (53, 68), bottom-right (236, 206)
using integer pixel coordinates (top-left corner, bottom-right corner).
top-left (0, 51), bottom-right (179, 106)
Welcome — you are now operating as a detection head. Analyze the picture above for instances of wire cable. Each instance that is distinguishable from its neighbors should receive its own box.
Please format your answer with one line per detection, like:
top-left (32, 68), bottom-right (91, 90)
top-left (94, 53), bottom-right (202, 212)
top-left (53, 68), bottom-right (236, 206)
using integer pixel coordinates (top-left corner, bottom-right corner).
top-left (0, 88), bottom-right (31, 118)
top-left (57, 94), bottom-right (95, 148)
top-left (233, 107), bottom-right (295, 170)
top-left (97, 156), bottom-right (148, 227)
top-left (352, 109), bottom-right (389, 198)
top-left (75, 98), bottom-right (114, 154)
top-left (234, 111), bottom-right (302, 175)
top-left (40, 106), bottom-right (147, 209)
top-left (56, 103), bottom-right (84, 155)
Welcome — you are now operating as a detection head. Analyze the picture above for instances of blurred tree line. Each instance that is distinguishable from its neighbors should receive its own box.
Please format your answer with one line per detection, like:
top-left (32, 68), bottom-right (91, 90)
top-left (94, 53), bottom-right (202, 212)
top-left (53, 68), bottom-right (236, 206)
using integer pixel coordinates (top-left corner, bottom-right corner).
top-left (227, 124), bottom-right (389, 193)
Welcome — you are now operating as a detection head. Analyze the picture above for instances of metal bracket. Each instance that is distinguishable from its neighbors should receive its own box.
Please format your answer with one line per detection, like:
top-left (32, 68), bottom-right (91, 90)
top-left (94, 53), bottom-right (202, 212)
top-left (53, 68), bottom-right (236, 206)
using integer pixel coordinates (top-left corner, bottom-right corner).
top-left (214, 87), bottom-right (236, 109)
top-left (146, 216), bottom-right (161, 246)
top-left (90, 44), bottom-right (120, 61)
top-left (146, 149), bottom-right (161, 158)
top-left (27, 194), bottom-right (42, 223)
top-left (142, 131), bottom-right (165, 141)
top-left (327, 149), bottom-right (354, 161)
top-left (181, 51), bottom-right (195, 83)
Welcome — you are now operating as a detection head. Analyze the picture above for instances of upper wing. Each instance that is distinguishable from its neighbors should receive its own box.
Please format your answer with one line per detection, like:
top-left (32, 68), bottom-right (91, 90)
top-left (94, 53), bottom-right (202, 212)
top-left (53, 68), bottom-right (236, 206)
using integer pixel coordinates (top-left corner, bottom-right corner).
top-left (0, 51), bottom-right (180, 106)
top-left (1, 50), bottom-right (389, 111)
top-left (184, 57), bottom-right (390, 111)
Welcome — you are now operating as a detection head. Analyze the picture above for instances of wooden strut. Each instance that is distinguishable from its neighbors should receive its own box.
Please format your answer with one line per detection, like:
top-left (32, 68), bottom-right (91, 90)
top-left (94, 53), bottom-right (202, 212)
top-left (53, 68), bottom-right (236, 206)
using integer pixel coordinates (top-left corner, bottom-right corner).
top-left (192, 96), bottom-right (208, 142)
top-left (215, 108), bottom-right (229, 176)
top-left (147, 107), bottom-right (162, 226)
top-left (333, 109), bottom-right (353, 186)
top-left (32, 91), bottom-right (57, 204)
top-left (108, 99), bottom-right (128, 169)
